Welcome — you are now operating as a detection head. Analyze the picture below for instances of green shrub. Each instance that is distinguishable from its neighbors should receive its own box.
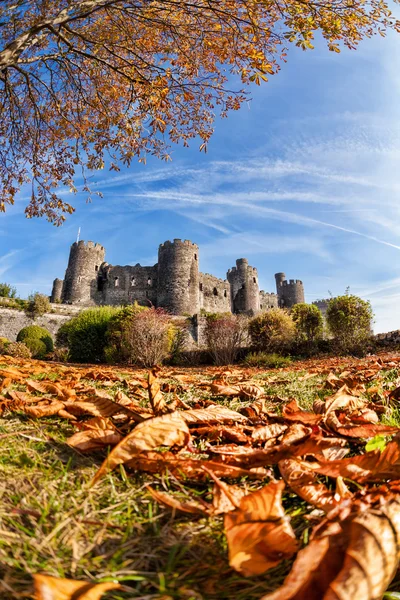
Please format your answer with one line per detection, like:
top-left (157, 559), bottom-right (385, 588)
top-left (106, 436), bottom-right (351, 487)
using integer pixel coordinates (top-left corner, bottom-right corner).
top-left (63, 306), bottom-right (120, 363)
top-left (106, 306), bottom-right (171, 366)
top-left (5, 341), bottom-right (32, 359)
top-left (17, 325), bottom-right (54, 352)
top-left (56, 320), bottom-right (75, 347)
top-left (326, 293), bottom-right (374, 355)
top-left (0, 337), bottom-right (9, 353)
top-left (23, 337), bottom-right (47, 359)
top-left (205, 314), bottom-right (248, 365)
top-left (291, 303), bottom-right (323, 343)
top-left (0, 283), bottom-right (17, 298)
top-left (105, 302), bottom-right (148, 363)
top-left (26, 292), bottom-right (50, 318)
top-left (244, 351), bottom-right (292, 369)
top-left (249, 308), bottom-right (296, 353)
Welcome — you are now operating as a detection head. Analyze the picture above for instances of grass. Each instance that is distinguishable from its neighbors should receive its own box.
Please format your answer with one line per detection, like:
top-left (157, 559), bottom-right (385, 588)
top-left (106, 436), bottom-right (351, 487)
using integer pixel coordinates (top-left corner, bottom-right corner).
top-left (2, 353), bottom-right (400, 598)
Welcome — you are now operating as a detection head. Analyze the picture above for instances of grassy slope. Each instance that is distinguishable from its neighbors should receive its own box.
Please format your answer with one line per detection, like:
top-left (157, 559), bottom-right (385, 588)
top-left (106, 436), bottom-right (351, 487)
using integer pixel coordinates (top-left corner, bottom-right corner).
top-left (1, 356), bottom-right (400, 599)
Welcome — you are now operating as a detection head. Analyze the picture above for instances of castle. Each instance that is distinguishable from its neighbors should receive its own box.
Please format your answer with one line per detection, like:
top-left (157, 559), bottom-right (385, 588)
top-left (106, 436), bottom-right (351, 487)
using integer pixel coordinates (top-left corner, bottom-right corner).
top-left (51, 239), bottom-right (305, 316)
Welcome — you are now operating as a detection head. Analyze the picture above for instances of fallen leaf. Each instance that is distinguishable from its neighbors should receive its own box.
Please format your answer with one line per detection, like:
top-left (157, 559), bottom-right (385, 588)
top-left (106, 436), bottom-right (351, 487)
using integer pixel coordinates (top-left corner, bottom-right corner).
top-left (224, 480), bottom-right (298, 576)
top-left (279, 458), bottom-right (337, 511)
top-left (148, 367), bottom-right (167, 415)
top-left (33, 574), bottom-right (121, 600)
top-left (180, 405), bottom-right (247, 425)
top-left (91, 412), bottom-right (190, 485)
top-left (147, 486), bottom-right (211, 515)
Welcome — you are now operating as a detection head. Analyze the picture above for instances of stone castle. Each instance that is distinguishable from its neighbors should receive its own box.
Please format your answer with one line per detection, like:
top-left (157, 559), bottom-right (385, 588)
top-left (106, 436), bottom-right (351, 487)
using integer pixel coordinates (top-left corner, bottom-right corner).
top-left (51, 239), bottom-right (305, 316)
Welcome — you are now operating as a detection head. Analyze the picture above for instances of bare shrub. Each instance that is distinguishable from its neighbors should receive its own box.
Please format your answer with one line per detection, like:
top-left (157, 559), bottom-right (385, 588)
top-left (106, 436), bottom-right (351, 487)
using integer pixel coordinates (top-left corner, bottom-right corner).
top-left (5, 341), bottom-right (32, 359)
top-left (205, 314), bottom-right (248, 365)
top-left (122, 308), bottom-right (171, 367)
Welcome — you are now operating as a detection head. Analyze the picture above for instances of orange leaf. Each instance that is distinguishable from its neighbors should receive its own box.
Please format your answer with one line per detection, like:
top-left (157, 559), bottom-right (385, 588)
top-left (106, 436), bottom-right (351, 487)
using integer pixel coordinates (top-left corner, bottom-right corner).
top-left (33, 574), bottom-right (120, 600)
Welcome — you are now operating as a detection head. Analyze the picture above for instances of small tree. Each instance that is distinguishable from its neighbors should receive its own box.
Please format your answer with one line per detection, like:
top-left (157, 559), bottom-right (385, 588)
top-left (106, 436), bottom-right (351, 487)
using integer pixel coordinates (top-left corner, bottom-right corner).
top-left (0, 283), bottom-right (17, 298)
top-left (326, 294), bottom-right (373, 354)
top-left (64, 306), bottom-right (120, 363)
top-left (291, 303), bottom-right (324, 344)
top-left (205, 314), bottom-right (248, 365)
top-left (249, 308), bottom-right (296, 353)
top-left (26, 292), bottom-right (50, 318)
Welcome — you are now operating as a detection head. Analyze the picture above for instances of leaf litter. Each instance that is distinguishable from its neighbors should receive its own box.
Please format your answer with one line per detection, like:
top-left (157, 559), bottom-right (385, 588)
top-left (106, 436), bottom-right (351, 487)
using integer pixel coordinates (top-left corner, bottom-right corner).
top-left (3, 353), bottom-right (400, 597)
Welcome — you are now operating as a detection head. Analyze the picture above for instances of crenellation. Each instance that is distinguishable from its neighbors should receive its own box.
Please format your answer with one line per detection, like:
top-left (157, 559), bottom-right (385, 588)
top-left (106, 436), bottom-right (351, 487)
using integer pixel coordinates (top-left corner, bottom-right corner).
top-left (56, 238), bottom-right (306, 315)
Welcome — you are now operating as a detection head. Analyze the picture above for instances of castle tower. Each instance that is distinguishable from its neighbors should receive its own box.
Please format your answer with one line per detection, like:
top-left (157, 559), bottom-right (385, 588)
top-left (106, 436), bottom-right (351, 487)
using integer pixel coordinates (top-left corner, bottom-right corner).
top-left (62, 241), bottom-right (106, 305)
top-left (157, 239), bottom-right (200, 315)
top-left (275, 272), bottom-right (305, 308)
top-left (227, 258), bottom-right (260, 314)
top-left (50, 278), bottom-right (63, 303)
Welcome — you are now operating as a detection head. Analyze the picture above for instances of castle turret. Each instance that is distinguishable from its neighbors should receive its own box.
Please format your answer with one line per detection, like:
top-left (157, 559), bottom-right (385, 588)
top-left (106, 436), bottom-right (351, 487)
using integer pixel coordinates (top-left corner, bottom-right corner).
top-left (157, 239), bottom-right (200, 315)
top-left (227, 258), bottom-right (260, 315)
top-left (50, 278), bottom-right (63, 303)
top-left (275, 272), bottom-right (305, 308)
top-left (62, 241), bottom-right (106, 305)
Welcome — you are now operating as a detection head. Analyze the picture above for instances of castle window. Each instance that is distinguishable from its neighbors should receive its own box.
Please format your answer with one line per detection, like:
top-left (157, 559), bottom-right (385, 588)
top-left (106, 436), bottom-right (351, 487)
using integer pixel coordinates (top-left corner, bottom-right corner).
top-left (242, 284), bottom-right (245, 289)
top-left (260, 304), bottom-right (263, 309)
top-left (114, 276), bottom-right (119, 287)
top-left (253, 277), bottom-right (256, 283)
top-left (146, 291), bottom-right (149, 298)
top-left (224, 290), bottom-right (227, 298)
top-left (199, 283), bottom-right (203, 292)
top-left (194, 254), bottom-right (197, 261)
top-left (78, 276), bottom-right (81, 283)
top-left (95, 265), bottom-right (99, 272)
top-left (147, 278), bottom-right (152, 286)
top-left (213, 287), bottom-right (218, 296)
top-left (131, 277), bottom-right (136, 287)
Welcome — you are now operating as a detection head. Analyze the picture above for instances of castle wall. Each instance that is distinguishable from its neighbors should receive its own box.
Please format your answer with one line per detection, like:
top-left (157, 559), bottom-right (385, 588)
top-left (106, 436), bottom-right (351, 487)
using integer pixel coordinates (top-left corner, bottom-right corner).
top-left (259, 290), bottom-right (279, 310)
top-left (0, 307), bottom-right (74, 342)
top-left (199, 273), bottom-right (231, 313)
top-left (99, 264), bottom-right (158, 307)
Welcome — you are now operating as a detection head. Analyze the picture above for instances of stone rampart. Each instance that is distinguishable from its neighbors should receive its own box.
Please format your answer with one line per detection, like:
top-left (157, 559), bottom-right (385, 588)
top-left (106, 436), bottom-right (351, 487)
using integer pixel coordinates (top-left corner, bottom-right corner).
top-left (199, 273), bottom-right (231, 313)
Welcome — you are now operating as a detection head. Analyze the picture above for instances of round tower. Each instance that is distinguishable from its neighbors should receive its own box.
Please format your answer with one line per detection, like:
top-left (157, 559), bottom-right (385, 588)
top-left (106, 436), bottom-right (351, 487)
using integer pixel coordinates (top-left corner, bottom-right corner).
top-left (276, 277), bottom-right (305, 308)
top-left (227, 258), bottom-right (260, 314)
top-left (275, 272), bottom-right (286, 291)
top-left (50, 278), bottom-right (63, 303)
top-left (62, 241), bottom-right (106, 305)
top-left (157, 239), bottom-right (200, 315)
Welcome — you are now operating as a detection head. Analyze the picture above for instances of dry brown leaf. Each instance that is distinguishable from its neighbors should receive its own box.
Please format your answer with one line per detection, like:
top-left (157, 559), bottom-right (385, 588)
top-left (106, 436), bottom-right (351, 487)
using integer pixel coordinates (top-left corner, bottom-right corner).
top-left (280, 423), bottom-right (312, 445)
top-left (261, 499), bottom-right (400, 600)
top-left (252, 423), bottom-right (288, 442)
top-left (63, 397), bottom-right (144, 421)
top-left (67, 428), bottom-right (123, 453)
top-left (180, 405), bottom-right (247, 425)
top-left (282, 399), bottom-right (323, 425)
top-left (147, 486), bottom-right (211, 515)
top-left (224, 480), bottom-right (298, 576)
top-left (91, 412), bottom-right (190, 485)
top-left (23, 400), bottom-right (65, 418)
top-left (279, 458), bottom-right (337, 511)
top-left (148, 367), bottom-right (167, 415)
top-left (34, 573), bottom-right (121, 599)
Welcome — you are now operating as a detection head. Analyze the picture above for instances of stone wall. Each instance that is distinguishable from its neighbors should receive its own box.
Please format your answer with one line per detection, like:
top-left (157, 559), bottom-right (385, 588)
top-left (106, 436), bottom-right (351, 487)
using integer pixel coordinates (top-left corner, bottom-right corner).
top-left (0, 307), bottom-right (73, 342)
top-left (199, 273), bottom-right (231, 313)
top-left (100, 264), bottom-right (158, 307)
top-left (375, 330), bottom-right (400, 346)
top-left (259, 291), bottom-right (279, 310)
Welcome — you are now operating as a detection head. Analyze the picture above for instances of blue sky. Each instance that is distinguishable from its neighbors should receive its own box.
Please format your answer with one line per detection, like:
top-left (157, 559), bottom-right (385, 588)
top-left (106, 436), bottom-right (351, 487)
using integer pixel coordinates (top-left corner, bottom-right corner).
top-left (2, 28), bottom-right (400, 333)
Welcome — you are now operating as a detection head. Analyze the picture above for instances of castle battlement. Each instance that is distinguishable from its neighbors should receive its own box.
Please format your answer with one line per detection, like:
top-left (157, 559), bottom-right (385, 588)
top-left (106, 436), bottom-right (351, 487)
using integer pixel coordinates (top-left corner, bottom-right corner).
top-left (56, 238), bottom-right (305, 315)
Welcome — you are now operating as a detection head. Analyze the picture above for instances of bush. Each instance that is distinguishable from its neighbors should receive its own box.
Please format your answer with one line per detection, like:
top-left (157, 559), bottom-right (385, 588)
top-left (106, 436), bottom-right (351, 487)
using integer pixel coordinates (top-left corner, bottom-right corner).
top-left (5, 341), bottom-right (32, 359)
top-left (326, 294), bottom-right (374, 355)
top-left (0, 337), bottom-right (9, 353)
top-left (291, 303), bottom-right (323, 344)
top-left (0, 283), bottom-right (17, 298)
top-left (17, 325), bottom-right (54, 353)
top-left (205, 314), bottom-right (248, 365)
top-left (249, 308), bottom-right (296, 353)
top-left (63, 306), bottom-right (120, 363)
top-left (168, 322), bottom-right (190, 365)
top-left (23, 338), bottom-right (47, 359)
top-left (49, 347), bottom-right (69, 362)
top-left (26, 292), bottom-right (50, 318)
top-left (244, 352), bottom-right (292, 369)
top-left (55, 320), bottom-right (74, 348)
top-left (105, 303), bottom-right (148, 363)
top-left (106, 306), bottom-right (171, 366)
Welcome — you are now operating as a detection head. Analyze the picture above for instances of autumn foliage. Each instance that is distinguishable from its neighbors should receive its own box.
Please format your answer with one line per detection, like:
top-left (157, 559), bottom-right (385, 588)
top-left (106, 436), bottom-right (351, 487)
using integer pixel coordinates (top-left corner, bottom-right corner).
top-left (1, 0), bottom-right (400, 223)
